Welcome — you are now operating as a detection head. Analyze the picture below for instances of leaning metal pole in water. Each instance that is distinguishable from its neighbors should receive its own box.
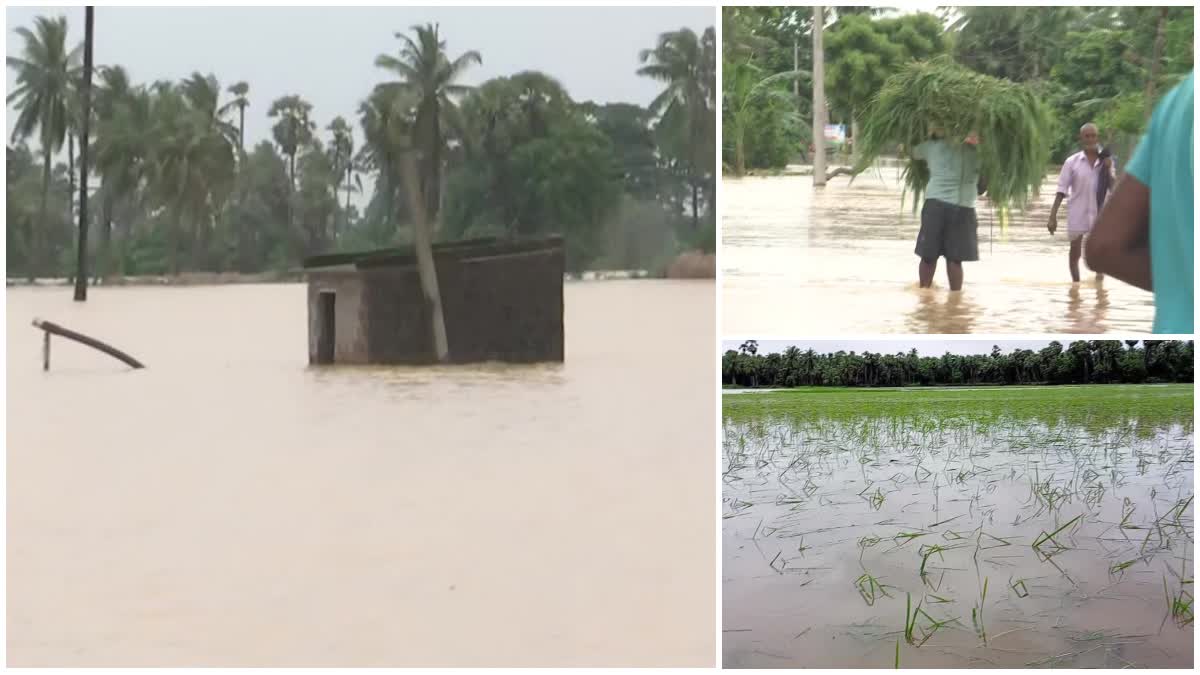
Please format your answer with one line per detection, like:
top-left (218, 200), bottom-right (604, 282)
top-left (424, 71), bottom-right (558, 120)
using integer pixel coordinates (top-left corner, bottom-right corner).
top-left (32, 318), bottom-right (145, 370)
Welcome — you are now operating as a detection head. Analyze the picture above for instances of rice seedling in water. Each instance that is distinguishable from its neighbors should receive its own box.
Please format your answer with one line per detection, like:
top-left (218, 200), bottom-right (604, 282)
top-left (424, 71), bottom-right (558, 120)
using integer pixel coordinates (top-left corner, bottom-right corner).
top-left (1109, 559), bottom-right (1140, 578)
top-left (855, 571), bottom-right (892, 606)
top-left (1032, 514), bottom-right (1084, 559)
top-left (865, 487), bottom-right (886, 511)
top-left (1164, 576), bottom-right (1194, 627)
top-left (904, 592), bottom-right (957, 647)
top-left (894, 531), bottom-right (929, 546)
top-left (972, 577), bottom-right (990, 645)
top-left (1119, 498), bottom-right (1138, 529)
top-left (918, 543), bottom-right (963, 577)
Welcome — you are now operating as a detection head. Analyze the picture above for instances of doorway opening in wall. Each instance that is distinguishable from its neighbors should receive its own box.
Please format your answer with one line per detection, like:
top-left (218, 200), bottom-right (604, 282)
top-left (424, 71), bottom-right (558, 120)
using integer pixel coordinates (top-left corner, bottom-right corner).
top-left (316, 291), bottom-right (336, 364)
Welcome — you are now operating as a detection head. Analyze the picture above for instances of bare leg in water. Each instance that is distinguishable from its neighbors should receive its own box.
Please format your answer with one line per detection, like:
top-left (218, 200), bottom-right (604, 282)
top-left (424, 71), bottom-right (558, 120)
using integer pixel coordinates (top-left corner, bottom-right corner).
top-left (946, 260), bottom-right (963, 291)
top-left (1073, 235), bottom-right (1104, 284)
top-left (1069, 237), bottom-right (1083, 282)
top-left (919, 258), bottom-right (937, 288)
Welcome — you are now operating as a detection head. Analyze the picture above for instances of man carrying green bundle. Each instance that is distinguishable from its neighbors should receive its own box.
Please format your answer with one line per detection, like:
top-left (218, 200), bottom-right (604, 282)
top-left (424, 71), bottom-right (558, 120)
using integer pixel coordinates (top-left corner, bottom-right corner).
top-left (1087, 72), bottom-right (1194, 334)
top-left (909, 128), bottom-right (985, 291)
top-left (1046, 123), bottom-right (1115, 283)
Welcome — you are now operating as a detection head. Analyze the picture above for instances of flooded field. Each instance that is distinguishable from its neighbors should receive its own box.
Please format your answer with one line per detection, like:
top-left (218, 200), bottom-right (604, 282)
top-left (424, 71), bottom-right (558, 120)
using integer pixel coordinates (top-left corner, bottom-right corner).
top-left (722, 167), bottom-right (1157, 334)
top-left (723, 385), bottom-right (1193, 668)
top-left (7, 281), bottom-right (715, 667)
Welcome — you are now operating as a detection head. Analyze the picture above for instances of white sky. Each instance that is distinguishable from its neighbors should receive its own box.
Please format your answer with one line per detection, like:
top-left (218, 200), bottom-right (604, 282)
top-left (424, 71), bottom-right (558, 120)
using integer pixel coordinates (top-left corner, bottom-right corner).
top-left (720, 340), bottom-right (1092, 357)
top-left (6, 6), bottom-right (713, 152)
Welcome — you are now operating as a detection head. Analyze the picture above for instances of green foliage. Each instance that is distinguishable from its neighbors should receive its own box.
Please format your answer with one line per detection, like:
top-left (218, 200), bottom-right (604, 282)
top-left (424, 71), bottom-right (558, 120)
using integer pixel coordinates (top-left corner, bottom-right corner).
top-left (723, 6), bottom-right (1193, 181)
top-left (722, 340), bottom-right (1194, 389)
top-left (855, 56), bottom-right (1053, 210)
top-left (723, 59), bottom-right (806, 174)
top-left (825, 14), bottom-right (904, 123)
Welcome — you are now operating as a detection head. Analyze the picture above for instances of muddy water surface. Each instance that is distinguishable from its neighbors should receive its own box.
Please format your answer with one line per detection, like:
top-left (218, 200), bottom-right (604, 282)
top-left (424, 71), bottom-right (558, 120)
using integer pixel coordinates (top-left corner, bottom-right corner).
top-left (723, 386), bottom-right (1193, 668)
top-left (722, 168), bottom-right (1157, 334)
top-left (7, 281), bottom-right (715, 667)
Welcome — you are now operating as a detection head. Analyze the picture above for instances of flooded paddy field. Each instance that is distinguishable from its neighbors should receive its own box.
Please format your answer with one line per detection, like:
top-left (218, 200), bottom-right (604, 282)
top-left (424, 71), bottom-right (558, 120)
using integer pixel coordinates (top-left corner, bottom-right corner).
top-left (723, 385), bottom-right (1193, 668)
top-left (721, 168), bottom-right (1156, 334)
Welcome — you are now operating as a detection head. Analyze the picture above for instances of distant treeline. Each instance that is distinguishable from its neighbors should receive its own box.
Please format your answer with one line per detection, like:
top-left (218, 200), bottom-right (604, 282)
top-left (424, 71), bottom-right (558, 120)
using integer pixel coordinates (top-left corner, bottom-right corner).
top-left (722, 340), bottom-right (1195, 388)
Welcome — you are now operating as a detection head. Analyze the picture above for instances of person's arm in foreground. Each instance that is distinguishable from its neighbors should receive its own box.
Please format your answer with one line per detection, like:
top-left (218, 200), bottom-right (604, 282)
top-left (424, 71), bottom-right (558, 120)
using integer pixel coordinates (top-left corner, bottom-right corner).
top-left (1085, 173), bottom-right (1152, 291)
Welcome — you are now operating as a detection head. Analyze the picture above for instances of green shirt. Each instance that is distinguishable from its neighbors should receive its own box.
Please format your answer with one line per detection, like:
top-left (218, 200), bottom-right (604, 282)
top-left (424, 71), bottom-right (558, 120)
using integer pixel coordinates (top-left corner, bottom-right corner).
top-left (1125, 72), bottom-right (1193, 334)
top-left (912, 139), bottom-right (980, 209)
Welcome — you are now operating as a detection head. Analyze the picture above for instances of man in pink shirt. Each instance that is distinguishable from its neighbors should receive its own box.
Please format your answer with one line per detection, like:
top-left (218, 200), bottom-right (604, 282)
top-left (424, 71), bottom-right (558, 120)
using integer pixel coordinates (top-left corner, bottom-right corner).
top-left (1047, 123), bottom-right (1116, 282)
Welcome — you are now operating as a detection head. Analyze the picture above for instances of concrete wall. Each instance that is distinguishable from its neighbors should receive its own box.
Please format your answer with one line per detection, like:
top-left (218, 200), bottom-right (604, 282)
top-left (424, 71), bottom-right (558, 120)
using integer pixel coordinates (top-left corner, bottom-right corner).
top-left (306, 269), bottom-right (368, 365)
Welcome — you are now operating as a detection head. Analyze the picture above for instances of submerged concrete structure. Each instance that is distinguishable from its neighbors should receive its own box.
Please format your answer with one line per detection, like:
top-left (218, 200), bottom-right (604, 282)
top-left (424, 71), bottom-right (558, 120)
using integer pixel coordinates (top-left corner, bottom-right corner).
top-left (303, 236), bottom-right (564, 365)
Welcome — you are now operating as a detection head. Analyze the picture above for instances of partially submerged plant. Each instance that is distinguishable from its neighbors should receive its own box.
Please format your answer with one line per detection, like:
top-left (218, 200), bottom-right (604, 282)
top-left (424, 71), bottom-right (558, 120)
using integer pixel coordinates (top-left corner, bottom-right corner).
top-left (904, 592), bottom-right (957, 647)
top-left (1032, 514), bottom-right (1084, 559)
top-left (855, 571), bottom-right (892, 606)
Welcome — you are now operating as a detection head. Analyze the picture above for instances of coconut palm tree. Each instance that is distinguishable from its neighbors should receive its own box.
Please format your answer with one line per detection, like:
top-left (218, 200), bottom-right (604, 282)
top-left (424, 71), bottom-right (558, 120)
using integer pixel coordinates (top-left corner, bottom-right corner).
top-left (220, 81), bottom-right (250, 154)
top-left (374, 22), bottom-right (481, 223)
top-left (357, 85), bottom-right (414, 234)
top-left (326, 116), bottom-right (356, 237)
top-left (268, 94), bottom-right (315, 246)
top-left (638, 26), bottom-right (716, 229)
top-left (93, 85), bottom-right (152, 278)
top-left (326, 116), bottom-right (354, 212)
top-left (268, 94), bottom-right (315, 188)
top-left (147, 82), bottom-right (237, 273)
top-left (6, 15), bottom-right (82, 278)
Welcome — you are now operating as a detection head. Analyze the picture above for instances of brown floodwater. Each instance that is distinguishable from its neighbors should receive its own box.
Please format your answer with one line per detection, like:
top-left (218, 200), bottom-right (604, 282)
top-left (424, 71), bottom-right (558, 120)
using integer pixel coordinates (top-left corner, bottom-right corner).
top-left (722, 388), bottom-right (1194, 669)
top-left (7, 281), bottom-right (715, 667)
top-left (722, 167), bottom-right (1157, 334)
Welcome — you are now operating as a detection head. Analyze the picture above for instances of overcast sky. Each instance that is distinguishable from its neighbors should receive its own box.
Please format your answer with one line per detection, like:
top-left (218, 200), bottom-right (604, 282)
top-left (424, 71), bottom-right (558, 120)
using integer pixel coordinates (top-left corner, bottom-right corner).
top-left (721, 340), bottom-right (1085, 357)
top-left (6, 6), bottom-right (714, 153)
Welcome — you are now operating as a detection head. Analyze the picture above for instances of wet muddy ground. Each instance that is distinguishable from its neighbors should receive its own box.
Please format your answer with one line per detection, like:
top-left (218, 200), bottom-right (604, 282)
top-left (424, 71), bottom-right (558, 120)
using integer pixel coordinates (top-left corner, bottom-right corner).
top-left (723, 386), bottom-right (1193, 668)
top-left (722, 167), bottom-right (1157, 334)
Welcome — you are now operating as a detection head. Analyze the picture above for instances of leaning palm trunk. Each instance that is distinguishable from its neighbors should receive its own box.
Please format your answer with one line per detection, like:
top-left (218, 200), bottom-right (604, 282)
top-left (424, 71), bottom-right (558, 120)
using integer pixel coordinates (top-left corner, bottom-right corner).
top-left (399, 151), bottom-right (449, 363)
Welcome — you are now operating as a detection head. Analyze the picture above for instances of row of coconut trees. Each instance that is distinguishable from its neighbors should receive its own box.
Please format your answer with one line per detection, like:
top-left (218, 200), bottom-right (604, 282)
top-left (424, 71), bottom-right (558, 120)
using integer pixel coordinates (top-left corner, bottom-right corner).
top-left (723, 340), bottom-right (1195, 388)
top-left (7, 14), bottom-right (716, 280)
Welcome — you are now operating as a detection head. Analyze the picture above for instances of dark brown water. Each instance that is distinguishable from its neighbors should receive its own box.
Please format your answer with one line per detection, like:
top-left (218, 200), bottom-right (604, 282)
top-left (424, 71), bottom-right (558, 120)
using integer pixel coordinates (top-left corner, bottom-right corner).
top-left (723, 388), bottom-right (1193, 669)
top-left (7, 281), bottom-right (716, 667)
top-left (722, 168), bottom-right (1157, 334)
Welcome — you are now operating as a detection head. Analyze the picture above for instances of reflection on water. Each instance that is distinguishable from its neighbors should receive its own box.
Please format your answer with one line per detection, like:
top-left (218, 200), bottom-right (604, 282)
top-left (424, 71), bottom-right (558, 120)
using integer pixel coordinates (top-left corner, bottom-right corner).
top-left (7, 281), bottom-right (715, 667)
top-left (723, 388), bottom-right (1194, 669)
top-left (722, 168), bottom-right (1155, 334)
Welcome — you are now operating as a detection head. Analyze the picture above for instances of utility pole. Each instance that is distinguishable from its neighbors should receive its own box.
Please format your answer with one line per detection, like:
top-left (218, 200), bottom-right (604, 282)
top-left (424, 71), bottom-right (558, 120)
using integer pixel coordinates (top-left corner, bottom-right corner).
top-left (793, 38), bottom-right (799, 99)
top-left (812, 6), bottom-right (826, 187)
top-left (73, 6), bottom-right (94, 301)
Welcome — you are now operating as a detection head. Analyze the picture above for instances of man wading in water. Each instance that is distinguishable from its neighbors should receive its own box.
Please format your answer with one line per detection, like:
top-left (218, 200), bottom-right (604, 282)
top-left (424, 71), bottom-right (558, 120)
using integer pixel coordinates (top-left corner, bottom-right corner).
top-left (908, 128), bottom-right (985, 291)
top-left (1047, 123), bottom-right (1114, 283)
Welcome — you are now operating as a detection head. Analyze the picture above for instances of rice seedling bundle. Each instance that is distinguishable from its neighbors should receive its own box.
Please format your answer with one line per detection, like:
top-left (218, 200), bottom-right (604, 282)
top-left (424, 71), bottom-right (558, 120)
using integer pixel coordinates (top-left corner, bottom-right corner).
top-left (854, 56), bottom-right (1053, 211)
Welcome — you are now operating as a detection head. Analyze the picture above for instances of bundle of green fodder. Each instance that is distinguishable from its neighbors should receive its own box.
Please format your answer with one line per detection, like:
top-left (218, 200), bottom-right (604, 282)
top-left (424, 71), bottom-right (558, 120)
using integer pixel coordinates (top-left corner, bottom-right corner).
top-left (853, 56), bottom-right (1053, 212)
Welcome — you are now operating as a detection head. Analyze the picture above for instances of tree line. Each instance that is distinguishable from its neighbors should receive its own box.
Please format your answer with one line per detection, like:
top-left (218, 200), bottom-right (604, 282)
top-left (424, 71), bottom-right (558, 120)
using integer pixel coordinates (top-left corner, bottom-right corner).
top-left (723, 6), bottom-right (1194, 174)
top-left (723, 340), bottom-right (1195, 388)
top-left (7, 16), bottom-right (716, 280)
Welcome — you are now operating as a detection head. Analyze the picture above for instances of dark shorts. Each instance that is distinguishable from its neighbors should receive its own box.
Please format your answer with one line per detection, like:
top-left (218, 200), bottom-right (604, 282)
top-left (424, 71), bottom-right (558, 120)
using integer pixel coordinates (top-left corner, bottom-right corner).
top-left (915, 199), bottom-right (979, 262)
